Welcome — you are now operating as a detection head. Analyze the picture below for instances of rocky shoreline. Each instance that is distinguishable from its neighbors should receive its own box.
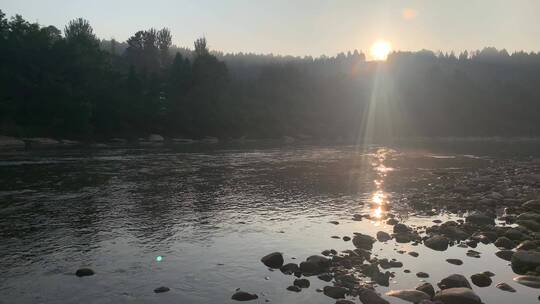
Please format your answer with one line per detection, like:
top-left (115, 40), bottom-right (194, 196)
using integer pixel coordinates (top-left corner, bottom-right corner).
top-left (235, 157), bottom-right (540, 303)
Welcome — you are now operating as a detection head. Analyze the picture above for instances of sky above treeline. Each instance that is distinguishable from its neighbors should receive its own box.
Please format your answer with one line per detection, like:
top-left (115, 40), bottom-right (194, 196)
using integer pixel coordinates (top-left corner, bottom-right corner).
top-left (2, 0), bottom-right (540, 58)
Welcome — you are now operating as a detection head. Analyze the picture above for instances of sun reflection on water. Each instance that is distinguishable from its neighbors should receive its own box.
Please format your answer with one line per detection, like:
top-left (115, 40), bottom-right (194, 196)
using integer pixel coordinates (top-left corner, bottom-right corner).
top-left (368, 148), bottom-right (395, 222)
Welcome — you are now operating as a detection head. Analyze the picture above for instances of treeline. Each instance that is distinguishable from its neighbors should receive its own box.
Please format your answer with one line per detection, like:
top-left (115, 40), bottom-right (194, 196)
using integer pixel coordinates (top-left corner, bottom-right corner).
top-left (1, 11), bottom-right (540, 141)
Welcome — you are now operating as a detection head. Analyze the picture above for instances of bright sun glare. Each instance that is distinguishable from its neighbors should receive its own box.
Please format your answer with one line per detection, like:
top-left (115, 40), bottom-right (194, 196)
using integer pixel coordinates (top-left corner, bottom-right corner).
top-left (370, 40), bottom-right (392, 61)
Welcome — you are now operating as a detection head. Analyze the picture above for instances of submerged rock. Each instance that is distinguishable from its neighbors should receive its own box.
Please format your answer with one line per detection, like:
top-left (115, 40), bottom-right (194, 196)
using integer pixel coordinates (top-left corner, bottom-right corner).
top-left (496, 282), bottom-right (516, 292)
top-left (386, 289), bottom-right (430, 303)
top-left (231, 291), bottom-right (258, 301)
top-left (434, 287), bottom-right (481, 304)
top-left (323, 286), bottom-right (347, 299)
top-left (437, 274), bottom-right (472, 290)
top-left (424, 235), bottom-right (449, 251)
top-left (75, 268), bottom-right (94, 277)
top-left (358, 288), bottom-right (389, 304)
top-left (261, 252), bottom-right (284, 269)
top-left (471, 273), bottom-right (492, 287)
top-left (511, 250), bottom-right (540, 274)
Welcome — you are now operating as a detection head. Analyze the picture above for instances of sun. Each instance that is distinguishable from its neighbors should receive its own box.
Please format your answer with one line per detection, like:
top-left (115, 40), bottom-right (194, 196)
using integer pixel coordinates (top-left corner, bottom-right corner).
top-left (370, 40), bottom-right (392, 61)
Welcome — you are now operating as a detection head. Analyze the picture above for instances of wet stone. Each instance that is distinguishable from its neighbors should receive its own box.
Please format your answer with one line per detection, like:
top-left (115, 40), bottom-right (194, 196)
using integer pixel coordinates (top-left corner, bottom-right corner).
top-left (261, 252), bottom-right (284, 269)
top-left (343, 236), bottom-right (351, 241)
top-left (323, 286), bottom-right (347, 299)
top-left (376, 231), bottom-right (391, 242)
top-left (446, 259), bottom-right (463, 265)
top-left (494, 236), bottom-right (516, 249)
top-left (231, 291), bottom-right (258, 301)
top-left (287, 285), bottom-right (301, 292)
top-left (424, 235), bottom-right (449, 251)
top-left (154, 286), bottom-right (170, 293)
top-left (511, 250), bottom-right (540, 274)
top-left (416, 272), bottom-right (429, 278)
top-left (496, 282), bottom-right (516, 292)
top-left (75, 268), bottom-right (94, 277)
top-left (280, 263), bottom-right (300, 275)
top-left (416, 282), bottom-right (435, 298)
top-left (293, 278), bottom-right (310, 288)
top-left (495, 250), bottom-right (514, 261)
top-left (408, 251), bottom-right (419, 257)
top-left (352, 233), bottom-right (376, 250)
top-left (434, 287), bottom-right (482, 304)
top-left (438, 274), bottom-right (472, 290)
top-left (358, 288), bottom-right (389, 304)
top-left (471, 273), bottom-right (492, 287)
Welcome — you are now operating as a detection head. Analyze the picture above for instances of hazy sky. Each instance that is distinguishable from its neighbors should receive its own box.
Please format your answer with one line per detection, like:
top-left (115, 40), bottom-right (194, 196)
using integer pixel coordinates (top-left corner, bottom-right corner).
top-left (2, 0), bottom-right (540, 57)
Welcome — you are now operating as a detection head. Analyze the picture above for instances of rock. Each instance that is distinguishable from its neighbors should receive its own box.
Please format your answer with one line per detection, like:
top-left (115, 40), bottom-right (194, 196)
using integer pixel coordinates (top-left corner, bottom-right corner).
top-left (148, 134), bottom-right (164, 142)
top-left (75, 268), bottom-right (94, 277)
top-left (323, 286), bottom-right (347, 299)
top-left (471, 273), bottom-right (492, 287)
top-left (394, 233), bottom-right (414, 243)
top-left (416, 282), bottom-right (435, 298)
top-left (437, 274), bottom-right (472, 290)
top-left (293, 278), bottom-right (310, 288)
top-left (446, 259), bottom-right (463, 265)
top-left (511, 250), bottom-right (540, 274)
top-left (466, 212), bottom-right (495, 226)
top-left (505, 228), bottom-right (525, 241)
top-left (386, 218), bottom-right (398, 225)
top-left (300, 255), bottom-right (330, 275)
top-left (517, 240), bottom-right (539, 251)
top-left (494, 237), bottom-right (516, 249)
top-left (483, 271), bottom-right (495, 277)
top-left (466, 250), bottom-right (481, 258)
top-left (353, 233), bottom-right (376, 250)
top-left (513, 275), bottom-right (540, 288)
top-left (358, 288), bottom-right (389, 304)
top-left (424, 235), bottom-right (449, 251)
top-left (517, 212), bottom-right (540, 223)
top-left (377, 231), bottom-right (391, 242)
top-left (261, 252), bottom-right (284, 269)
top-left (232, 291), bottom-right (258, 301)
top-left (517, 220), bottom-right (540, 232)
top-left (329, 221), bottom-right (340, 225)
top-left (154, 286), bottom-right (170, 293)
top-left (318, 273), bottom-right (333, 282)
top-left (280, 263), bottom-right (300, 274)
top-left (343, 236), bottom-right (351, 241)
top-left (386, 289), bottom-right (430, 303)
top-left (523, 200), bottom-right (540, 211)
top-left (496, 282), bottom-right (516, 292)
top-left (287, 285), bottom-right (301, 292)
top-left (408, 251), bottom-right (419, 257)
top-left (373, 271), bottom-right (391, 286)
top-left (434, 287), bottom-right (481, 304)
top-left (416, 272), bottom-right (430, 278)
top-left (394, 223), bottom-right (410, 234)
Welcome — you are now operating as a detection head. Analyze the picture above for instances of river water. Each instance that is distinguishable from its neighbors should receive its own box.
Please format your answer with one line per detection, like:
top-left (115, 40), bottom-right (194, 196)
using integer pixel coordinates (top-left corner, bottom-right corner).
top-left (1, 142), bottom-right (539, 303)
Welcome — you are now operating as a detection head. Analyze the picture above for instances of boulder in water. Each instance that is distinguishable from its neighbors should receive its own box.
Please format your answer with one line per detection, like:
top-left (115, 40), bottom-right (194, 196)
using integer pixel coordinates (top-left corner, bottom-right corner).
top-left (261, 252), bottom-right (284, 269)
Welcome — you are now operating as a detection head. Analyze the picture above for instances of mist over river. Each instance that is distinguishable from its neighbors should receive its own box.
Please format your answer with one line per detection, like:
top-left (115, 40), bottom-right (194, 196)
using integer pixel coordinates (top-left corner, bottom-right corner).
top-left (1, 141), bottom-right (540, 304)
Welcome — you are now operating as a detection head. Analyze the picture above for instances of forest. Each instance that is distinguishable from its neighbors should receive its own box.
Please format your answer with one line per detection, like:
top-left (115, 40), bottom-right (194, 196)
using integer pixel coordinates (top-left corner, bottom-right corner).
top-left (1, 11), bottom-right (540, 141)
